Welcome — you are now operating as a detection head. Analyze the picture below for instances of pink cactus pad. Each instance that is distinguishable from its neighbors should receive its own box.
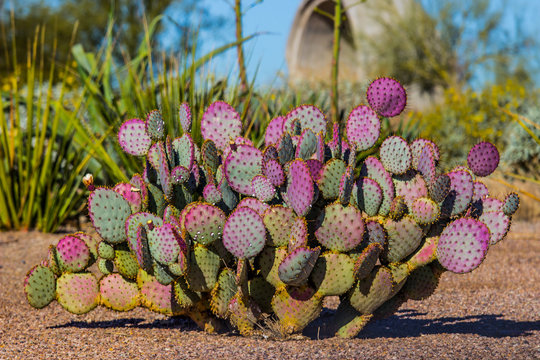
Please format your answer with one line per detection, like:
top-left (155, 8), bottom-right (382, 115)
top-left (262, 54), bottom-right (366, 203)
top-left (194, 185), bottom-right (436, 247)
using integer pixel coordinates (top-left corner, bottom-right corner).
top-left (252, 175), bottom-right (276, 202)
top-left (346, 105), bottom-right (380, 151)
top-left (467, 141), bottom-right (499, 177)
top-left (203, 182), bottom-right (222, 204)
top-left (130, 174), bottom-right (148, 208)
top-left (100, 274), bottom-right (140, 311)
top-left (472, 181), bottom-right (489, 202)
top-left (286, 159), bottom-right (314, 217)
top-left (437, 218), bottom-right (490, 273)
top-left (366, 77), bottom-right (407, 117)
top-left (305, 159), bottom-right (324, 183)
top-left (184, 203), bottom-right (225, 245)
top-left (315, 203), bottom-right (365, 252)
top-left (411, 139), bottom-right (440, 169)
top-left (223, 207), bottom-right (266, 259)
top-left (442, 170), bottom-right (474, 217)
top-left (178, 102), bottom-right (192, 134)
top-left (265, 116), bottom-right (285, 147)
top-left (284, 105), bottom-right (327, 137)
top-left (237, 197), bottom-right (271, 216)
top-left (114, 182), bottom-right (142, 213)
top-left (411, 197), bottom-right (440, 225)
top-left (148, 223), bottom-right (182, 265)
top-left (479, 211), bottom-right (510, 245)
top-left (118, 119), bottom-right (152, 156)
top-left (56, 235), bottom-right (91, 272)
top-left (56, 273), bottom-right (99, 314)
top-left (263, 158), bottom-right (285, 187)
top-left (201, 101), bottom-right (242, 150)
top-left (417, 145), bottom-right (436, 185)
top-left (288, 217), bottom-right (308, 251)
top-left (223, 144), bottom-right (263, 195)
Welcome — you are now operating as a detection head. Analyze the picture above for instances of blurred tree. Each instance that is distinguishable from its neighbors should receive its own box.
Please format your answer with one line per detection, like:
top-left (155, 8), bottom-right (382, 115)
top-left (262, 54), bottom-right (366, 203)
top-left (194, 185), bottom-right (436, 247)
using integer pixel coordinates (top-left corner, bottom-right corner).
top-left (358, 0), bottom-right (538, 92)
top-left (0, 0), bottom-right (225, 76)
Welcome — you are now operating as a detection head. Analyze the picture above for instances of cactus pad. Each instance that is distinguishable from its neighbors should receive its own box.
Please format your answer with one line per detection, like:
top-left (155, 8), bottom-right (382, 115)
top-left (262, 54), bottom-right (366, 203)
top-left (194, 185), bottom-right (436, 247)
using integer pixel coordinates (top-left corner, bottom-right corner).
top-left (429, 174), bottom-right (451, 203)
top-left (479, 211), bottom-right (510, 245)
top-left (296, 128), bottom-right (317, 160)
top-left (349, 266), bottom-right (394, 314)
top-left (436, 218), bottom-right (489, 273)
top-left (223, 144), bottom-right (263, 195)
top-left (503, 192), bottom-right (519, 216)
top-left (88, 188), bottom-right (131, 244)
top-left (411, 197), bottom-right (440, 224)
top-left (411, 139), bottom-right (440, 168)
top-left (288, 217), bottom-right (308, 251)
top-left (467, 141), bottom-right (499, 177)
top-left (237, 197), bottom-right (270, 216)
top-left (311, 252), bottom-right (355, 296)
top-left (357, 177), bottom-right (383, 216)
top-left (223, 207), bottom-right (266, 259)
top-left (56, 273), bottom-right (99, 314)
top-left (278, 246), bottom-right (320, 286)
top-left (284, 105), bottom-right (327, 137)
top-left (383, 216), bottom-right (423, 263)
top-left (264, 158), bottom-right (285, 187)
top-left (252, 175), bottom-right (276, 202)
top-left (257, 246), bottom-right (288, 288)
top-left (186, 245), bottom-right (221, 292)
top-left (271, 286), bottom-right (323, 335)
top-left (360, 157), bottom-right (395, 215)
top-left (147, 223), bottom-right (181, 265)
top-left (118, 119), bottom-right (152, 156)
top-left (315, 203), bottom-right (364, 252)
top-left (24, 265), bottom-right (56, 309)
top-left (263, 206), bottom-right (296, 247)
top-left (366, 77), bottom-right (407, 117)
top-left (346, 105), bottom-right (380, 151)
top-left (113, 182), bottom-right (142, 213)
top-left (201, 101), bottom-right (242, 150)
top-left (98, 240), bottom-right (114, 260)
top-left (146, 110), bottom-right (165, 140)
top-left (318, 159), bottom-right (347, 200)
top-left (179, 102), bottom-right (192, 133)
top-left (265, 116), bottom-right (285, 147)
top-left (379, 136), bottom-right (412, 175)
top-left (417, 144), bottom-right (436, 185)
top-left (441, 170), bottom-right (474, 217)
top-left (114, 249), bottom-right (140, 280)
top-left (286, 159), bottom-right (314, 217)
top-left (185, 203), bottom-right (225, 245)
top-left (353, 243), bottom-right (383, 280)
top-left (99, 274), bottom-right (140, 311)
top-left (56, 235), bottom-right (91, 272)
top-left (403, 266), bottom-right (439, 300)
top-left (139, 270), bottom-right (181, 315)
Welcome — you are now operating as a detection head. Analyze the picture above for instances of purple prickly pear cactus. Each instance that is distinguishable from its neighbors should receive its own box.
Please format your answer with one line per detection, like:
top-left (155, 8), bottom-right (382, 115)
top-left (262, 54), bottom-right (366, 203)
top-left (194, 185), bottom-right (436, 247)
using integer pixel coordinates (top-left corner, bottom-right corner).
top-left (366, 77), bottom-right (407, 117)
top-left (467, 141), bottom-right (500, 177)
top-left (201, 101), bottom-right (242, 150)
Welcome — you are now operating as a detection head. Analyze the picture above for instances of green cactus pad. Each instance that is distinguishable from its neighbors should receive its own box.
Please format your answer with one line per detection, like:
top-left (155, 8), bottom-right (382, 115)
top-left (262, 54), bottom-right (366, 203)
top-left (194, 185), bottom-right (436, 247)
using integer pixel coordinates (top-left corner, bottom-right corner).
top-left (138, 270), bottom-right (183, 315)
top-left (278, 246), bottom-right (320, 286)
top-left (333, 300), bottom-right (373, 339)
top-left (379, 136), bottom-right (412, 175)
top-left (147, 183), bottom-right (166, 217)
top-left (315, 203), bottom-right (365, 252)
top-left (201, 101), bottom-right (242, 150)
top-left (88, 188), bottom-right (131, 244)
top-left (201, 139), bottom-right (219, 174)
top-left (288, 217), bottom-right (308, 251)
top-left (441, 170), bottom-right (474, 217)
top-left (248, 276), bottom-right (275, 313)
top-left (186, 245), bottom-right (221, 292)
top-left (311, 252), bottom-right (355, 296)
top-left (223, 207), bottom-right (266, 259)
top-left (278, 132), bottom-right (294, 164)
top-left (263, 206), bottom-right (295, 247)
top-left (411, 197), bottom-right (440, 225)
top-left (356, 177), bottom-right (383, 216)
top-left (24, 265), bottom-right (56, 309)
top-left (126, 212), bottom-right (162, 268)
top-left (271, 286), bottom-right (323, 335)
top-left (148, 142), bottom-right (171, 197)
top-left (360, 157), bottom-right (395, 216)
top-left (153, 261), bottom-right (175, 285)
top-left (388, 196), bottom-right (407, 220)
top-left (99, 274), bottom-right (140, 311)
top-left (223, 144), bottom-right (263, 195)
top-left (252, 175), bottom-right (276, 202)
top-left (172, 134), bottom-right (195, 170)
top-left (353, 243), bottom-right (383, 280)
top-left (257, 246), bottom-right (288, 288)
top-left (56, 235), bottom-right (91, 273)
top-left (97, 258), bottom-right (114, 274)
top-left (403, 266), bottom-right (439, 300)
top-left (429, 174), bottom-right (451, 203)
top-left (185, 203), bottom-right (225, 245)
top-left (502, 192), bottom-right (519, 216)
top-left (295, 128), bottom-right (317, 160)
top-left (286, 159), bottom-right (314, 217)
top-left (393, 171), bottom-right (429, 208)
top-left (339, 166), bottom-right (355, 205)
top-left (145, 110), bottom-right (165, 140)
top-left (114, 249), bottom-right (139, 280)
top-left (56, 273), bottom-right (99, 314)
top-left (346, 105), bottom-right (380, 152)
top-left (210, 268), bottom-right (237, 318)
top-left (284, 104), bottom-right (327, 137)
top-left (318, 159), bottom-right (347, 200)
top-left (98, 241), bottom-right (115, 260)
top-left (348, 266), bottom-right (394, 314)
top-left (147, 223), bottom-right (181, 265)
top-left (228, 293), bottom-right (260, 336)
top-left (383, 216), bottom-right (423, 263)
top-left (173, 277), bottom-right (200, 309)
top-left (480, 211), bottom-right (511, 245)
top-left (47, 246), bottom-right (61, 275)
top-left (118, 118), bottom-right (152, 156)
top-left (407, 236), bottom-right (438, 271)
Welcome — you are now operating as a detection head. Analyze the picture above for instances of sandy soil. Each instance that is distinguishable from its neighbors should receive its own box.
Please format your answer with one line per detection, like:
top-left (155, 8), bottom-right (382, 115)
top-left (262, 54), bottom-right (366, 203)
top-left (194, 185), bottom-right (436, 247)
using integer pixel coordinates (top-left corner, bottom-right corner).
top-left (1, 222), bottom-right (539, 360)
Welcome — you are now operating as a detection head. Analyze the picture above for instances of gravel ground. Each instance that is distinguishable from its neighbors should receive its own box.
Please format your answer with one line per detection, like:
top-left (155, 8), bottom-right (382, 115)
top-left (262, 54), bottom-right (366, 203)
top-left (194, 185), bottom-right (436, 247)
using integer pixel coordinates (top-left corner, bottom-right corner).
top-left (1, 222), bottom-right (539, 360)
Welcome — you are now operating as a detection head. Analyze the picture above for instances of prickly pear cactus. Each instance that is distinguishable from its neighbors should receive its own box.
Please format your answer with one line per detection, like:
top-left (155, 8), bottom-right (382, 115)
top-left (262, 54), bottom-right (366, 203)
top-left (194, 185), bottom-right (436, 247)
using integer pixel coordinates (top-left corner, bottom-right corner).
top-left (24, 77), bottom-right (518, 339)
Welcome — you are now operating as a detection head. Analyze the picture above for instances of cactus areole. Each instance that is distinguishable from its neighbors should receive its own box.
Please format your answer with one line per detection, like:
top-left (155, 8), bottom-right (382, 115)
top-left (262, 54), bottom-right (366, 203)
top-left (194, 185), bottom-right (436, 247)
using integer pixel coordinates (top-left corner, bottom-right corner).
top-left (24, 77), bottom-right (518, 338)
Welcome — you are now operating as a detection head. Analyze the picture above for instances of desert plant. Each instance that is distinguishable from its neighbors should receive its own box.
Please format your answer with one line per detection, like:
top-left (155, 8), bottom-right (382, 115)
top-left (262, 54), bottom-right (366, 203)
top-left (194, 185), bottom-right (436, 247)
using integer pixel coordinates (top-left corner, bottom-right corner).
top-left (23, 78), bottom-right (518, 338)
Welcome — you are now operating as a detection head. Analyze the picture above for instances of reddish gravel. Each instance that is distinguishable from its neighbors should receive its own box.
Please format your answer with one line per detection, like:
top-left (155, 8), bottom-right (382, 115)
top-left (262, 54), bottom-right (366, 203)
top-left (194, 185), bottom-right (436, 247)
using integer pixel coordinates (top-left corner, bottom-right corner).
top-left (1, 222), bottom-right (539, 359)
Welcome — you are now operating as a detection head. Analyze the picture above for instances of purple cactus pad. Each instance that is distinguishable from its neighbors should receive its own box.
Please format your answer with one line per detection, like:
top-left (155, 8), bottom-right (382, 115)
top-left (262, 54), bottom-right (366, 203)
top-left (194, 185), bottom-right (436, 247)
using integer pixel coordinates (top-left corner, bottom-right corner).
top-left (201, 101), bottom-right (242, 150)
top-left (223, 207), bottom-right (266, 259)
top-left (286, 159), bottom-right (314, 217)
top-left (346, 105), bottom-right (380, 151)
top-left (179, 102), bottom-right (192, 134)
top-left (118, 119), bottom-right (152, 156)
top-left (284, 105), bottom-right (327, 137)
top-left (223, 144), bottom-right (263, 195)
top-left (467, 141), bottom-right (500, 177)
top-left (265, 116), bottom-right (285, 147)
top-left (366, 77), bottom-right (407, 117)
